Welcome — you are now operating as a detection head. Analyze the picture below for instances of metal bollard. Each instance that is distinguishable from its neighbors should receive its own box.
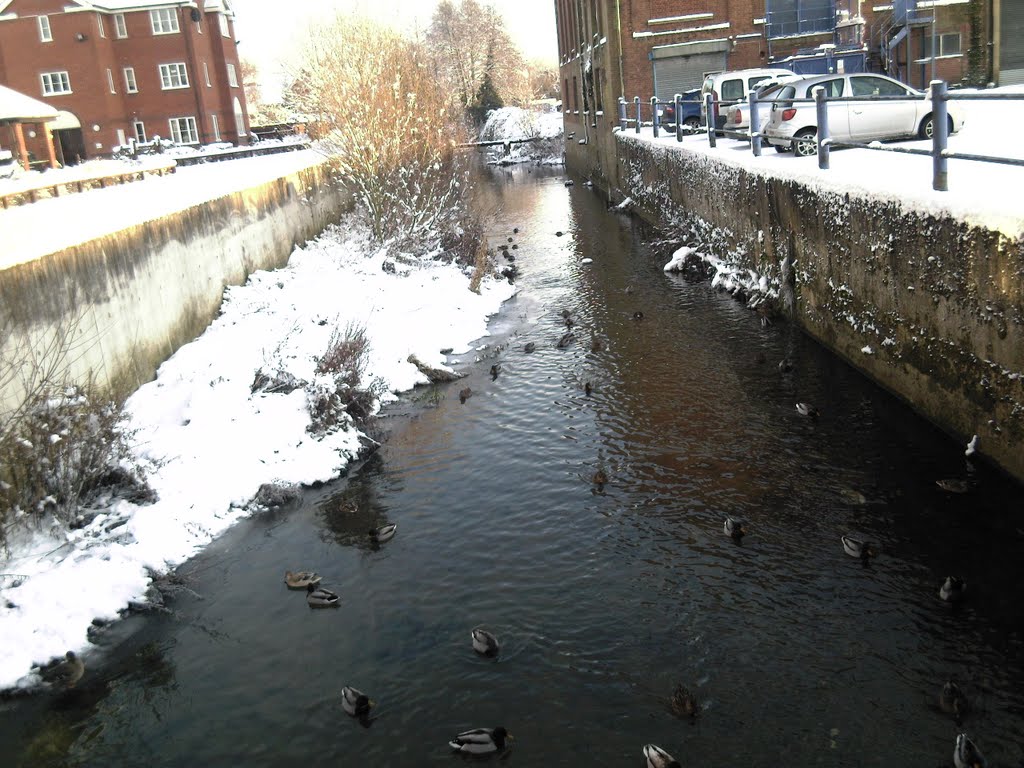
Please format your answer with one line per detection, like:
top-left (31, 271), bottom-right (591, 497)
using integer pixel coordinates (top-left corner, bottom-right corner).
top-left (634, 96), bottom-right (641, 134)
top-left (930, 80), bottom-right (948, 191)
top-left (675, 93), bottom-right (683, 142)
top-left (618, 97), bottom-right (627, 131)
top-left (704, 93), bottom-right (716, 148)
top-left (748, 91), bottom-right (761, 157)
top-left (652, 96), bottom-right (660, 138)
top-left (814, 86), bottom-right (830, 170)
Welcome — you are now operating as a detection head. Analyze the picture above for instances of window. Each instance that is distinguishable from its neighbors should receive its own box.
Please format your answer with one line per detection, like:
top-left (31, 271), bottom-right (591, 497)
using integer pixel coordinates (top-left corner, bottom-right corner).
top-left (133, 120), bottom-right (146, 142)
top-left (922, 33), bottom-right (961, 58)
top-left (594, 67), bottom-right (603, 112)
top-left (106, 68), bottom-right (115, 94)
top-left (203, 61), bottom-right (211, 87)
top-left (233, 96), bottom-right (246, 137)
top-left (850, 75), bottom-right (909, 98)
top-left (211, 114), bottom-right (221, 141)
top-left (116, 128), bottom-right (126, 147)
top-left (766, 0), bottom-right (835, 38)
top-left (227, 63), bottom-right (238, 88)
top-left (572, 75), bottom-right (578, 111)
top-left (806, 78), bottom-right (845, 98)
top-left (97, 13), bottom-right (105, 37)
top-left (38, 15), bottom-right (52, 42)
top-left (40, 71), bottom-right (71, 96)
top-left (114, 13), bottom-right (127, 38)
top-left (720, 78), bottom-right (745, 102)
top-left (124, 67), bottom-right (137, 93)
top-left (159, 63), bottom-right (190, 89)
top-left (150, 8), bottom-right (179, 34)
top-left (218, 13), bottom-right (230, 37)
top-left (168, 116), bottom-right (198, 144)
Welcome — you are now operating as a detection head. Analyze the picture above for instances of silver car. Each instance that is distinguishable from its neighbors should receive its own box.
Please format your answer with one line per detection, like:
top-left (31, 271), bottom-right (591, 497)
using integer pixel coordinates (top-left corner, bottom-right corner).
top-left (762, 72), bottom-right (965, 157)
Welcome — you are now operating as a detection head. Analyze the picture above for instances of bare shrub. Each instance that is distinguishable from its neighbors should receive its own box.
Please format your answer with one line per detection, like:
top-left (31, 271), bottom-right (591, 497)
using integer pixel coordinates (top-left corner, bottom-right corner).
top-left (315, 323), bottom-right (369, 385)
top-left (307, 322), bottom-right (386, 435)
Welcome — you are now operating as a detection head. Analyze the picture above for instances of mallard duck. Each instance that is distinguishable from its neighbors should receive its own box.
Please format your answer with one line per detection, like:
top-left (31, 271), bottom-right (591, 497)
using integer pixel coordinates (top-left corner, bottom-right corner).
top-left (842, 535), bottom-right (876, 561)
top-left (45, 651), bottom-right (85, 689)
top-left (939, 681), bottom-right (969, 723)
top-left (341, 685), bottom-right (375, 718)
top-left (560, 309), bottom-right (571, 320)
top-left (778, 358), bottom-right (794, 373)
top-left (490, 364), bottom-right (500, 379)
top-left (592, 468), bottom-right (608, 491)
top-left (584, 382), bottom-right (593, 396)
top-left (940, 576), bottom-right (967, 602)
top-left (459, 387), bottom-right (473, 404)
top-left (448, 727), bottom-right (512, 754)
top-left (471, 628), bottom-right (500, 657)
top-left (670, 684), bottom-right (699, 719)
top-left (954, 733), bottom-right (986, 768)
top-left (557, 331), bottom-right (575, 348)
top-left (524, 342), bottom-right (537, 353)
top-left (369, 523), bottom-right (397, 544)
top-left (306, 582), bottom-right (340, 608)
top-left (284, 570), bottom-right (322, 590)
top-left (937, 478), bottom-right (970, 494)
top-left (724, 517), bottom-right (747, 541)
top-left (643, 744), bottom-right (681, 768)
top-left (795, 402), bottom-right (819, 419)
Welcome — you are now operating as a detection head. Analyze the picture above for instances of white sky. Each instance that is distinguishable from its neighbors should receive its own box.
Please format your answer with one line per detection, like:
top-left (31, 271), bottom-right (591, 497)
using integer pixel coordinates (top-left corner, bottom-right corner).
top-left (231, 0), bottom-right (558, 95)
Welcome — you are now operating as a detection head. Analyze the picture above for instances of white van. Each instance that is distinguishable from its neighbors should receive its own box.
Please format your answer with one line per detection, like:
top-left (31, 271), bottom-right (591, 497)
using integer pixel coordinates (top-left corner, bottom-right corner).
top-left (700, 67), bottom-right (795, 132)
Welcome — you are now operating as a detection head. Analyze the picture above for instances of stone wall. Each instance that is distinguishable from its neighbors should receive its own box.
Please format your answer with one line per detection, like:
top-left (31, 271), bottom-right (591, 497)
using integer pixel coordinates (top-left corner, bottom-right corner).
top-left (0, 160), bottom-right (351, 412)
top-left (613, 134), bottom-right (1024, 482)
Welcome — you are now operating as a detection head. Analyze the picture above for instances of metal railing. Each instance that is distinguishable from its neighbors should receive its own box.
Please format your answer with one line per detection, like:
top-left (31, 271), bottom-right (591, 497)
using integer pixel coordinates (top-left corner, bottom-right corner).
top-left (617, 84), bottom-right (1024, 192)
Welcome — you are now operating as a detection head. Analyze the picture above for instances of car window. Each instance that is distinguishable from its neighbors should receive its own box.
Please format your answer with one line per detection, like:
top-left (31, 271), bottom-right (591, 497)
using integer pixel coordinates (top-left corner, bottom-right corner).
top-left (775, 85), bottom-right (796, 108)
top-left (747, 75), bottom-right (771, 91)
top-left (820, 78), bottom-right (845, 98)
top-left (720, 79), bottom-right (744, 101)
top-left (850, 76), bottom-right (908, 98)
top-left (700, 76), bottom-right (715, 96)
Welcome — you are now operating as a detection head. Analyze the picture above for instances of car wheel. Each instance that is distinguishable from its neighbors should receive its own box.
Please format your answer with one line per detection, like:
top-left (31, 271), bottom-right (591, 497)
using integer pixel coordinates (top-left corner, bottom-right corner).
top-left (919, 114), bottom-right (955, 140)
top-left (793, 128), bottom-right (817, 157)
top-left (684, 116), bottom-right (699, 131)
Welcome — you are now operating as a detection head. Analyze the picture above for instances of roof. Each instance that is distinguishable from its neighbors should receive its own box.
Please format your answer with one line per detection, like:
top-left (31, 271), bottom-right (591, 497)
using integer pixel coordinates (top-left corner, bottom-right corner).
top-left (0, 83), bottom-right (59, 123)
top-left (57, 0), bottom-right (233, 13)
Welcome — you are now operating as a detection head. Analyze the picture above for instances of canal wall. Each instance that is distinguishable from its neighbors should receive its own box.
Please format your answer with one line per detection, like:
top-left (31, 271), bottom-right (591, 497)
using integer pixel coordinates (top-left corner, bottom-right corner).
top-left (611, 134), bottom-right (1024, 482)
top-left (0, 160), bottom-right (351, 413)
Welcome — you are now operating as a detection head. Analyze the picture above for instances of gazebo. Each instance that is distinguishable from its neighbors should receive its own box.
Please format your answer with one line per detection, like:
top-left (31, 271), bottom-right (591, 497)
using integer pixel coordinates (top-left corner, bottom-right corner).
top-left (0, 84), bottom-right (60, 172)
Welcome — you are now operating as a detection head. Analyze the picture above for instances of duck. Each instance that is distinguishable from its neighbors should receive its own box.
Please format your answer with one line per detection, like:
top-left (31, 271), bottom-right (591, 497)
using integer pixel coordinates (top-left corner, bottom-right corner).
top-left (643, 744), bottom-right (681, 768)
top-left (954, 733), bottom-right (986, 768)
top-left (448, 727), bottom-right (512, 754)
top-left (471, 628), bottom-right (500, 657)
top-left (795, 402), bottom-right (819, 419)
top-left (939, 681), bottom-right (970, 723)
top-left (940, 576), bottom-right (967, 602)
top-left (633, 311), bottom-right (645, 321)
top-left (592, 468), bottom-right (608, 491)
top-left (44, 651), bottom-right (85, 689)
top-left (306, 582), bottom-right (340, 608)
top-left (670, 684), bottom-right (699, 719)
top-left (283, 570), bottom-right (322, 590)
top-left (724, 517), bottom-right (747, 541)
top-left (842, 535), bottom-right (876, 561)
top-left (557, 331), bottom-right (575, 348)
top-left (584, 382), bottom-right (593, 396)
top-left (341, 685), bottom-right (375, 718)
top-left (590, 337), bottom-right (604, 353)
top-left (560, 309), bottom-right (571, 320)
top-left (369, 523), bottom-right (397, 544)
top-left (524, 342), bottom-right (537, 353)
top-left (459, 387), bottom-right (473, 404)
top-left (778, 358), bottom-right (794, 373)
top-left (937, 478), bottom-right (970, 494)
top-left (490, 364), bottom-right (500, 380)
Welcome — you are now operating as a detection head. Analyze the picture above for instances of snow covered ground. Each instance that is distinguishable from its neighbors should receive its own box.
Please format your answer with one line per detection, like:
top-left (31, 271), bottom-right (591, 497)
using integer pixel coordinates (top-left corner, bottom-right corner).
top-left (0, 222), bottom-right (515, 691)
top-left (479, 106), bottom-right (564, 165)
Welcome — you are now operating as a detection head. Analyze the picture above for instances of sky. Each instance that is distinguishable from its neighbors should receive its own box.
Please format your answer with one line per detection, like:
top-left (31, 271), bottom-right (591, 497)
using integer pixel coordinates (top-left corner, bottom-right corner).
top-left (231, 0), bottom-right (558, 98)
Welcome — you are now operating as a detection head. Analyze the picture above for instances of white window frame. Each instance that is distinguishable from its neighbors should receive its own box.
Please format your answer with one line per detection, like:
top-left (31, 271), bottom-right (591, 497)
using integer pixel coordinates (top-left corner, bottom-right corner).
top-left (921, 32), bottom-right (962, 59)
top-left (106, 68), bottom-right (116, 94)
top-left (114, 13), bottom-right (127, 38)
top-left (159, 62), bottom-right (190, 90)
top-left (227, 62), bottom-right (238, 88)
top-left (211, 113), bottom-right (221, 141)
top-left (133, 120), bottom-right (146, 142)
top-left (116, 128), bottom-right (126, 147)
top-left (150, 8), bottom-right (179, 35)
top-left (38, 15), bottom-right (52, 42)
top-left (96, 12), bottom-right (105, 38)
top-left (40, 71), bottom-right (71, 96)
top-left (218, 12), bottom-right (229, 37)
top-left (124, 66), bottom-right (137, 93)
top-left (203, 61), bottom-right (211, 87)
top-left (168, 116), bottom-right (199, 145)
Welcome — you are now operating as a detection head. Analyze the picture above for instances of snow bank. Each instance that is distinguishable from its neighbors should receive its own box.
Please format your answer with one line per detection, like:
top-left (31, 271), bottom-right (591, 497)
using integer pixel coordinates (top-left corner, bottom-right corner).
top-left (0, 223), bottom-right (516, 690)
top-left (479, 106), bottom-right (564, 166)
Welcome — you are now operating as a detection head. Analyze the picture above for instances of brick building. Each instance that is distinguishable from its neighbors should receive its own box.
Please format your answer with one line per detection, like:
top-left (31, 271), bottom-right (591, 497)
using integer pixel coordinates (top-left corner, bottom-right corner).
top-left (0, 0), bottom-right (250, 165)
top-left (555, 1), bottom-right (997, 185)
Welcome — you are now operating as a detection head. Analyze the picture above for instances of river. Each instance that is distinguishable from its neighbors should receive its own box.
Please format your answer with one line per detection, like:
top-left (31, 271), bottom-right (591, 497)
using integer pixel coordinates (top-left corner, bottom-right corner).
top-left (2, 164), bottom-right (1022, 768)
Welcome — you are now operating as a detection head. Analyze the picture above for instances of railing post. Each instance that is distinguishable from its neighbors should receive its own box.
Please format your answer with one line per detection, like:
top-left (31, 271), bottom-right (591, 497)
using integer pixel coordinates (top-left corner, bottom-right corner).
top-left (617, 97), bottom-right (627, 131)
top-left (814, 86), bottom-right (830, 170)
top-left (651, 96), bottom-right (660, 138)
top-left (675, 93), bottom-right (683, 142)
top-left (931, 79), bottom-right (948, 191)
top-left (749, 90), bottom-right (761, 157)
top-left (704, 93), bottom-right (717, 148)
top-left (634, 96), bottom-right (641, 134)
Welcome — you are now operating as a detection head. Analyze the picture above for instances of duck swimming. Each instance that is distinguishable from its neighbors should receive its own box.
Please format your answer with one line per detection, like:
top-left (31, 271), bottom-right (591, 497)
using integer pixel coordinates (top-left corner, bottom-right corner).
top-left (459, 387), bottom-right (473, 404)
top-left (939, 681), bottom-right (969, 723)
top-left (778, 358), bottom-right (794, 373)
top-left (842, 535), bottom-right (876, 561)
top-left (369, 523), bottom-right (397, 544)
top-left (306, 583), bottom-right (340, 608)
top-left (643, 744), bottom-right (681, 768)
top-left (284, 571), bottom-right (321, 590)
top-left (584, 382), bottom-right (593, 396)
top-left (670, 684), bottom-right (699, 719)
top-left (937, 478), bottom-right (970, 494)
top-left (940, 576), bottom-right (967, 602)
top-left (592, 469), bottom-right (608, 491)
top-left (557, 331), bottom-right (575, 348)
top-left (724, 517), bottom-right (747, 541)
top-left (795, 402), bottom-right (820, 419)
top-left (954, 733), bottom-right (986, 768)
top-left (471, 628), bottom-right (500, 657)
top-left (341, 686), bottom-right (375, 718)
top-left (448, 727), bottom-right (512, 754)
top-left (524, 342), bottom-right (537, 353)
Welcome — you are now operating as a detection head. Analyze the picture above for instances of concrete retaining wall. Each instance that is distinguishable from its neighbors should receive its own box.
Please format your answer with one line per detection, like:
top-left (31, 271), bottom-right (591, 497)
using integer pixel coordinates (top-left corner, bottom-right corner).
top-left (0, 160), bottom-right (351, 412)
top-left (613, 135), bottom-right (1024, 482)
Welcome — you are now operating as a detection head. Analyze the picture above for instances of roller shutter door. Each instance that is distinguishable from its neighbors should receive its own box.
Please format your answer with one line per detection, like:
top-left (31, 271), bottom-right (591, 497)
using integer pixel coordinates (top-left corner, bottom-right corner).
top-left (653, 51), bottom-right (728, 101)
top-left (1001, 0), bottom-right (1024, 85)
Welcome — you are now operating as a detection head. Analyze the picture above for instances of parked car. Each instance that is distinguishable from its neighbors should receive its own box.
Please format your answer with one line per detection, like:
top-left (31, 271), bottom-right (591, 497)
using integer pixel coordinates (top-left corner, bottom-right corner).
top-left (700, 68), bottom-right (796, 132)
top-left (762, 72), bottom-right (965, 157)
top-left (723, 77), bottom-right (802, 134)
top-left (659, 89), bottom-right (702, 130)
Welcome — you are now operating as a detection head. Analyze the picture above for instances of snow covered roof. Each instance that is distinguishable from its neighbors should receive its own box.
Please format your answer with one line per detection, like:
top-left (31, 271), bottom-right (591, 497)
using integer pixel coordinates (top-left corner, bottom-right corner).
top-left (0, 84), bottom-right (59, 123)
top-left (58, 0), bottom-right (232, 14)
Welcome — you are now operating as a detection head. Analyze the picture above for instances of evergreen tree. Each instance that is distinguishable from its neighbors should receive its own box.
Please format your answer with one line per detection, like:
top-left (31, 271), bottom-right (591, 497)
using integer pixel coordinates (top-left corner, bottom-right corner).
top-left (470, 44), bottom-right (504, 125)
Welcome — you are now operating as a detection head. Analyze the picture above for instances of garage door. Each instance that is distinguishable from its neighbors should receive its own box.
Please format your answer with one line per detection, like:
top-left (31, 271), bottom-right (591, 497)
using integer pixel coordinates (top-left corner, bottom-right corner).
top-left (653, 51), bottom-right (728, 100)
top-left (1000, 0), bottom-right (1024, 85)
